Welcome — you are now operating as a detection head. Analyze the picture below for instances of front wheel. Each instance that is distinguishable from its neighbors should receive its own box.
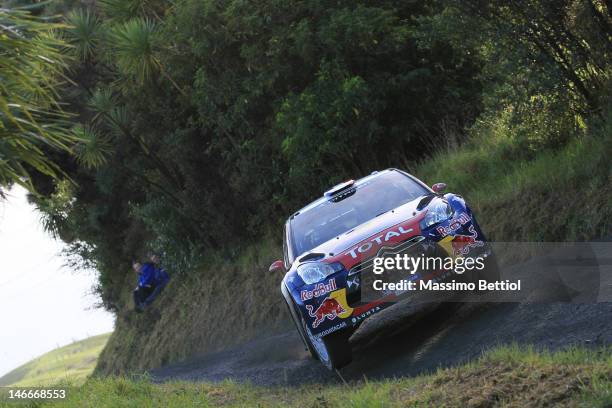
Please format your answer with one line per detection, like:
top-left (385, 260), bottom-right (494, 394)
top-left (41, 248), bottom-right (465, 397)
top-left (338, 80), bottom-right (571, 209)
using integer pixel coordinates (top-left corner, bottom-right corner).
top-left (300, 313), bottom-right (352, 370)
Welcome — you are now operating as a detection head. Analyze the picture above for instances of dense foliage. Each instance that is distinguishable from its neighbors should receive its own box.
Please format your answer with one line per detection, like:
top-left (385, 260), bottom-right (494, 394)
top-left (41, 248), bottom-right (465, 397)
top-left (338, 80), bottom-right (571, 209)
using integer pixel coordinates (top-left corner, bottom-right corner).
top-left (0, 6), bottom-right (74, 194)
top-left (16, 0), bottom-right (610, 310)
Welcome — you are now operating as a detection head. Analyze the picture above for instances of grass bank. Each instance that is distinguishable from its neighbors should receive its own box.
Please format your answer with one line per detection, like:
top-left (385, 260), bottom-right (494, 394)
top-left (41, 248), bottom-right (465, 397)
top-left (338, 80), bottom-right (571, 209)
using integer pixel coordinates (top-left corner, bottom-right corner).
top-left (0, 333), bottom-right (111, 387)
top-left (95, 240), bottom-right (291, 375)
top-left (21, 345), bottom-right (612, 407)
top-left (95, 112), bottom-right (611, 375)
top-left (415, 112), bottom-right (612, 242)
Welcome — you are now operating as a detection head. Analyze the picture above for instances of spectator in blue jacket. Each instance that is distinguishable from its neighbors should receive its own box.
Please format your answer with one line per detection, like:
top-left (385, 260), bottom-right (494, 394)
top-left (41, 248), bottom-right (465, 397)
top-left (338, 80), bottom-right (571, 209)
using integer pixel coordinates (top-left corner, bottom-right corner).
top-left (132, 253), bottom-right (170, 312)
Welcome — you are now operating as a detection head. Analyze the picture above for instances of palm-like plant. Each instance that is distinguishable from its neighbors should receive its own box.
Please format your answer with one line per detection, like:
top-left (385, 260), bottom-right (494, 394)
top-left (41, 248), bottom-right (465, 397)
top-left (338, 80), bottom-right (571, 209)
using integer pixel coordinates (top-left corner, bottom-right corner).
top-left (74, 125), bottom-right (112, 169)
top-left (99, 0), bottom-right (157, 22)
top-left (65, 8), bottom-right (100, 62)
top-left (0, 7), bottom-right (75, 193)
top-left (109, 18), bottom-right (160, 84)
top-left (88, 88), bottom-right (117, 122)
top-left (108, 18), bottom-right (185, 95)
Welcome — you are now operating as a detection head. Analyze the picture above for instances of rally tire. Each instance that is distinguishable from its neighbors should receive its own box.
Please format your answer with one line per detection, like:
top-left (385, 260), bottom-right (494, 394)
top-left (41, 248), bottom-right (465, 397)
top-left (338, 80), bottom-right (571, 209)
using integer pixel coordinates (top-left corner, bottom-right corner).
top-left (285, 298), bottom-right (319, 359)
top-left (300, 313), bottom-right (352, 370)
top-left (321, 330), bottom-right (352, 370)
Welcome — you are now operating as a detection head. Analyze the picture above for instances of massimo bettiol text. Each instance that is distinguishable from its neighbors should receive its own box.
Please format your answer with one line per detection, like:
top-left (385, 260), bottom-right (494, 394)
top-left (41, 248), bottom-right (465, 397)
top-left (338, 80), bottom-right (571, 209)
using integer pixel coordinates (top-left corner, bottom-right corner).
top-left (371, 254), bottom-right (521, 292)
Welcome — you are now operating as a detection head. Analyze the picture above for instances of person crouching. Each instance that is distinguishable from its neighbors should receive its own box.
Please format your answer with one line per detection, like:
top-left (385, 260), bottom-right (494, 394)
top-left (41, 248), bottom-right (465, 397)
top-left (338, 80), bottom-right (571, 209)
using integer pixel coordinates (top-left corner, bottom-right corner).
top-left (132, 254), bottom-right (170, 312)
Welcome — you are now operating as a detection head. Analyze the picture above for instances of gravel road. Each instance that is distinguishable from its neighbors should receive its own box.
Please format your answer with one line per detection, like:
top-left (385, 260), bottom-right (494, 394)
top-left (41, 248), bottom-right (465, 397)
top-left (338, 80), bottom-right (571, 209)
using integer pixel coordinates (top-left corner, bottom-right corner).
top-left (151, 242), bottom-right (612, 386)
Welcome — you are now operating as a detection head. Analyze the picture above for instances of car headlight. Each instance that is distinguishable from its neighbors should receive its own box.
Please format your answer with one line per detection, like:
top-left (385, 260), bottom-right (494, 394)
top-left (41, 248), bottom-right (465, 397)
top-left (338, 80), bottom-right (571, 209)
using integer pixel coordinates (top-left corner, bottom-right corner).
top-left (297, 262), bottom-right (344, 285)
top-left (420, 199), bottom-right (453, 229)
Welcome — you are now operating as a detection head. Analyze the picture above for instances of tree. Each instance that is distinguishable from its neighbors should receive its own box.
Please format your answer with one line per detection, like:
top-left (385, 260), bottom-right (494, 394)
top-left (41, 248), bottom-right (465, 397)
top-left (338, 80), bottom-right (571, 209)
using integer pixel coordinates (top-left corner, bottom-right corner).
top-left (456, 0), bottom-right (611, 113)
top-left (0, 7), bottom-right (75, 194)
top-left (65, 8), bottom-right (100, 62)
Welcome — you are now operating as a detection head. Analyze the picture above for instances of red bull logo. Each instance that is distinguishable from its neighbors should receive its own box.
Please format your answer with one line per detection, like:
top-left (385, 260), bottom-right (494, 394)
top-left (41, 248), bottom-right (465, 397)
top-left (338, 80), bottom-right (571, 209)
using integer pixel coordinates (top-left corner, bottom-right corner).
top-left (436, 213), bottom-right (471, 237)
top-left (300, 278), bottom-right (337, 301)
top-left (306, 297), bottom-right (347, 328)
top-left (452, 225), bottom-right (484, 255)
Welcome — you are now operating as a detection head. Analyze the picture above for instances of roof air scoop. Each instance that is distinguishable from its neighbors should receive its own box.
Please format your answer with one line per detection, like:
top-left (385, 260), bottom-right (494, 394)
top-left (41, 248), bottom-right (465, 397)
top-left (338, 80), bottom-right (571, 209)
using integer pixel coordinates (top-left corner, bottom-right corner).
top-left (324, 179), bottom-right (356, 202)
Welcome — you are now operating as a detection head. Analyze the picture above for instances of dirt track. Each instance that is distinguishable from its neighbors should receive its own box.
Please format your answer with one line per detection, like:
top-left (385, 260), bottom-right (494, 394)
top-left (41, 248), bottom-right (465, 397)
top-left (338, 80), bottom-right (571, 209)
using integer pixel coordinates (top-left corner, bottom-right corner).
top-left (151, 243), bottom-right (612, 385)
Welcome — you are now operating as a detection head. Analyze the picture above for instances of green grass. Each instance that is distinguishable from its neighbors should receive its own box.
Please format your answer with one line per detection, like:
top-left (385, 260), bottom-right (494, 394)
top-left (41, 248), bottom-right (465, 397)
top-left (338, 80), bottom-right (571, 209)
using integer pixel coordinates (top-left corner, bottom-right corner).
top-left (12, 345), bottom-right (612, 407)
top-left (414, 111), bottom-right (612, 241)
top-left (95, 109), bottom-right (612, 377)
top-left (0, 333), bottom-right (111, 387)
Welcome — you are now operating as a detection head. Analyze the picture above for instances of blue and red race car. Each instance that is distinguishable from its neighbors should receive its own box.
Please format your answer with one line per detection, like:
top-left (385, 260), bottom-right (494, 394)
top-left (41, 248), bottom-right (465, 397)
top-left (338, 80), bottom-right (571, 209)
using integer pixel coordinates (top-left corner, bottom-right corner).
top-left (270, 169), bottom-right (499, 369)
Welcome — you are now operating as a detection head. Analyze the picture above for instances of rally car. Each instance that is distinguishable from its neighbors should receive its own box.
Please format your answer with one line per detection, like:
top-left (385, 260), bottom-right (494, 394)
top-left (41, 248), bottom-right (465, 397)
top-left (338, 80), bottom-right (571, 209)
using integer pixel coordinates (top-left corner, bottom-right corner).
top-left (269, 169), bottom-right (499, 369)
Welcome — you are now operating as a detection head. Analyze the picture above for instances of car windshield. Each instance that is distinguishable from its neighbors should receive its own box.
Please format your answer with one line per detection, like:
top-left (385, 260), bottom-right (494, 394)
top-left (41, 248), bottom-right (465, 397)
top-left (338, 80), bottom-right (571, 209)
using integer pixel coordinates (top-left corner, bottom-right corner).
top-left (290, 171), bottom-right (429, 256)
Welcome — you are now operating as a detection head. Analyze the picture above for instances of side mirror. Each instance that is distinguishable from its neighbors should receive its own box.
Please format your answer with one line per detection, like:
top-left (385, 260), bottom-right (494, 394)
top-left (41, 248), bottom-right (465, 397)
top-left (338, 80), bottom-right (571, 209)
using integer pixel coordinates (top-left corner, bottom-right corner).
top-left (432, 183), bottom-right (447, 194)
top-left (269, 260), bottom-right (285, 273)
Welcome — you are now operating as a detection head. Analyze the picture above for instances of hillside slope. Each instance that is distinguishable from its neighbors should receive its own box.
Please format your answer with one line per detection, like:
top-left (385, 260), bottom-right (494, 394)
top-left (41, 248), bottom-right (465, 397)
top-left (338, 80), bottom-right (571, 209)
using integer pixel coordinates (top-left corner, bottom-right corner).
top-left (0, 333), bottom-right (111, 387)
top-left (95, 115), bottom-right (611, 375)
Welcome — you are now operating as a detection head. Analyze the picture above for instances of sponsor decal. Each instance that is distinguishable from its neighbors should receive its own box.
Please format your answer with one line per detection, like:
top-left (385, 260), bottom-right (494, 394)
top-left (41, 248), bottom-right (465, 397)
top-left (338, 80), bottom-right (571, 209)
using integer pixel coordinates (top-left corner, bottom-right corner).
top-left (315, 322), bottom-right (348, 338)
top-left (306, 298), bottom-right (345, 328)
top-left (436, 212), bottom-right (471, 237)
top-left (347, 226), bottom-right (414, 259)
top-left (451, 225), bottom-right (484, 256)
top-left (300, 278), bottom-right (337, 301)
top-left (347, 274), bottom-right (360, 291)
top-left (351, 305), bottom-right (382, 324)
top-left (305, 288), bottom-right (353, 328)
